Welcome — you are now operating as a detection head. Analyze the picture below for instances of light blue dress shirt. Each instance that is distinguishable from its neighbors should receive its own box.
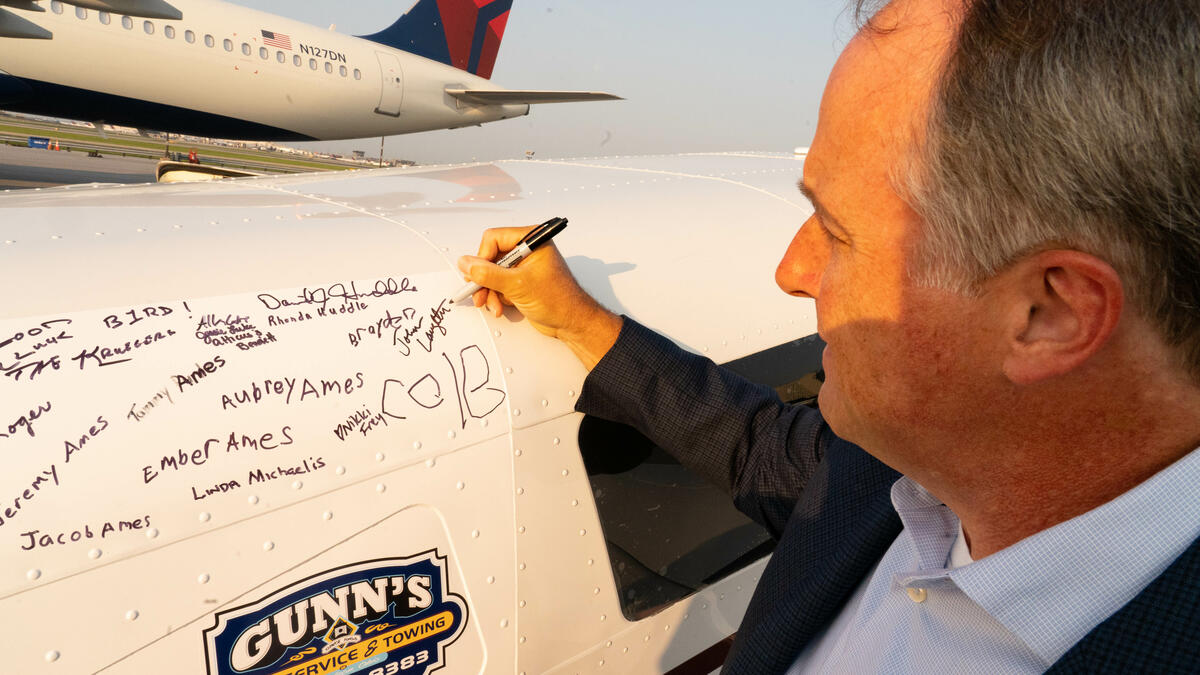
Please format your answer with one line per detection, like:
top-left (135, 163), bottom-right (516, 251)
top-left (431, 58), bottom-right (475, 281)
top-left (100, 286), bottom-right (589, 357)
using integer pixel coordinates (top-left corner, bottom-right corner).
top-left (788, 446), bottom-right (1200, 673)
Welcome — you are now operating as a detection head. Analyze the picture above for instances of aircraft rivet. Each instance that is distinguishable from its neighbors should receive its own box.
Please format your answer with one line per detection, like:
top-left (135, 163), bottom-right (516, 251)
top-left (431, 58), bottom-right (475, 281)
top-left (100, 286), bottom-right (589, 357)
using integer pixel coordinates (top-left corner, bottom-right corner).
top-left (146, 528), bottom-right (159, 539)
top-left (248, 495), bottom-right (259, 505)
top-left (198, 573), bottom-right (210, 584)
top-left (447, 431), bottom-right (456, 439)
top-left (505, 367), bottom-right (514, 374)
top-left (513, 409), bottom-right (521, 416)
top-left (517, 526), bottom-right (526, 534)
top-left (209, 221), bottom-right (218, 225)
top-left (242, 218), bottom-right (250, 223)
top-left (87, 548), bottom-right (102, 560)
top-left (519, 563), bottom-right (527, 571)
top-left (375, 452), bottom-right (386, 462)
top-left (26, 569), bottom-right (40, 581)
top-left (173, 224), bottom-right (182, 229)
top-left (623, 647), bottom-right (629, 654)
top-left (94, 232), bottom-right (104, 236)
top-left (514, 449), bottom-right (523, 457)
top-left (561, 469), bottom-right (569, 477)
top-left (593, 587), bottom-right (600, 595)
top-left (579, 529), bottom-right (586, 536)
top-left (418, 443), bottom-right (427, 453)
top-left (599, 615), bottom-right (606, 622)
top-left (644, 636), bottom-right (650, 642)
top-left (519, 600), bottom-right (527, 607)
top-left (571, 499), bottom-right (579, 506)
top-left (336, 466), bottom-right (346, 475)
top-left (125, 610), bottom-right (139, 621)
top-left (263, 541), bottom-right (275, 551)
top-left (664, 624), bottom-right (671, 631)
top-left (519, 636), bottom-right (526, 644)
top-left (50, 234), bottom-right (61, 240)
top-left (493, 330), bottom-right (501, 337)
top-left (292, 480), bottom-right (303, 490)
top-left (541, 399), bottom-right (548, 407)
top-left (456, 481), bottom-right (465, 490)
top-left (720, 594), bottom-right (726, 600)
top-left (472, 530), bottom-right (481, 538)
top-left (44, 651), bottom-right (60, 663)
top-left (487, 576), bottom-right (495, 584)
top-left (424, 456), bottom-right (434, 467)
top-left (480, 419), bottom-right (488, 428)
top-left (199, 512), bottom-right (211, 522)
top-left (500, 619), bottom-right (509, 628)
top-left (553, 438), bottom-right (561, 445)
top-left (587, 559), bottom-right (594, 566)
top-left (323, 511), bottom-right (334, 521)
top-left (568, 390), bottom-right (576, 397)
top-left (606, 641), bottom-right (613, 648)
top-left (683, 614), bottom-right (689, 621)
top-left (3, 240), bottom-right (13, 244)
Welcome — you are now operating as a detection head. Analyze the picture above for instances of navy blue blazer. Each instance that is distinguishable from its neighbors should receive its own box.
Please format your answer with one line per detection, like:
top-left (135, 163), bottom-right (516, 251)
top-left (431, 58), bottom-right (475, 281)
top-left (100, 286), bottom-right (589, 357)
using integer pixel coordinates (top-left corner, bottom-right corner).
top-left (576, 319), bottom-right (1200, 674)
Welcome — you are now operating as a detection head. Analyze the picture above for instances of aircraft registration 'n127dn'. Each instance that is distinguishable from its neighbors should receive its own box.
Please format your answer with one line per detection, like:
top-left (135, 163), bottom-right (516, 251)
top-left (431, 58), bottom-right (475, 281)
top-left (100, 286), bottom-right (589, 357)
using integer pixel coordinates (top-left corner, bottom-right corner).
top-left (0, 0), bottom-right (620, 140)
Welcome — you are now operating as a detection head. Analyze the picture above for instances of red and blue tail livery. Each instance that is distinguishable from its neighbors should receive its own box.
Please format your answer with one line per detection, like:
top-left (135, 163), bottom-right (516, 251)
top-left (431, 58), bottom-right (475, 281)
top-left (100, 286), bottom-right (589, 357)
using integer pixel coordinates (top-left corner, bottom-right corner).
top-left (360, 0), bottom-right (513, 79)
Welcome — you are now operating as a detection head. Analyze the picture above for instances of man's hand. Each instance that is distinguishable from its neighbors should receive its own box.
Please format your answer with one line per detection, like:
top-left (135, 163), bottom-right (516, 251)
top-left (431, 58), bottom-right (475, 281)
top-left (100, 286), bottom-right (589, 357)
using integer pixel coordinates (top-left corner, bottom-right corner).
top-left (456, 226), bottom-right (622, 370)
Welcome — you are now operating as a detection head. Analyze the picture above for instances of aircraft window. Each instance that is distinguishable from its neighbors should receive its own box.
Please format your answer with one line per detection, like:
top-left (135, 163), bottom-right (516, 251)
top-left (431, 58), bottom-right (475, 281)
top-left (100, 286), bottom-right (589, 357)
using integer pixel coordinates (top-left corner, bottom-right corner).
top-left (309, 58), bottom-right (317, 70)
top-left (353, 68), bottom-right (362, 80)
top-left (260, 46), bottom-right (268, 59)
top-left (241, 42), bottom-right (251, 56)
top-left (121, 15), bottom-right (133, 30)
top-left (204, 34), bottom-right (214, 48)
top-left (583, 334), bottom-right (825, 620)
top-left (165, 25), bottom-right (175, 39)
top-left (223, 38), bottom-right (233, 51)
top-left (276, 51), bottom-right (285, 63)
top-left (98, 11), bottom-right (110, 25)
top-left (50, 1), bottom-right (62, 15)
top-left (143, 20), bottom-right (153, 34)
top-left (293, 54), bottom-right (301, 66)
top-left (324, 62), bottom-right (333, 74)
top-left (75, 6), bottom-right (86, 19)
top-left (339, 65), bottom-right (347, 77)
top-left (185, 30), bottom-right (195, 43)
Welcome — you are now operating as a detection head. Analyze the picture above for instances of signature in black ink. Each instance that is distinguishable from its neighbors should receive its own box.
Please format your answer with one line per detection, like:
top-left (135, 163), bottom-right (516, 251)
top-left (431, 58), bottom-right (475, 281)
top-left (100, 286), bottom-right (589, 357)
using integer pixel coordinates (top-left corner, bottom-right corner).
top-left (380, 344), bottom-right (506, 429)
top-left (1, 401), bottom-right (52, 440)
top-left (1, 319), bottom-right (73, 383)
top-left (416, 300), bottom-right (451, 354)
top-left (71, 330), bottom-right (177, 370)
top-left (256, 277), bottom-right (418, 311)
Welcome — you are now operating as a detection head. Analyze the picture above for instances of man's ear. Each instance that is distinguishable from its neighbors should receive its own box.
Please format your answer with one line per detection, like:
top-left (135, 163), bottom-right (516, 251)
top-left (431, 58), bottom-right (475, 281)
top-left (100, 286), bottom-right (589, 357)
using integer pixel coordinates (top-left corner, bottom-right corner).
top-left (1002, 250), bottom-right (1124, 385)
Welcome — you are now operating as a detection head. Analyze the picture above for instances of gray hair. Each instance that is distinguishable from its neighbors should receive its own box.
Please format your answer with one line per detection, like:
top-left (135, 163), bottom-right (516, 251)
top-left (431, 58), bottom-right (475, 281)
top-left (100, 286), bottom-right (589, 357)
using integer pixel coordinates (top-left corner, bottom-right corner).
top-left (861, 0), bottom-right (1200, 380)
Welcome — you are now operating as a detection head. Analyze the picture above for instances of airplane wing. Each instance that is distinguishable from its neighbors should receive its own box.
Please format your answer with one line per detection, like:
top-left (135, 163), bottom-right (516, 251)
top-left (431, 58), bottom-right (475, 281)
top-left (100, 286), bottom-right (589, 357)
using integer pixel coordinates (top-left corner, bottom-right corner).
top-left (445, 89), bottom-right (623, 105)
top-left (0, 153), bottom-right (817, 674)
top-left (0, 0), bottom-right (183, 20)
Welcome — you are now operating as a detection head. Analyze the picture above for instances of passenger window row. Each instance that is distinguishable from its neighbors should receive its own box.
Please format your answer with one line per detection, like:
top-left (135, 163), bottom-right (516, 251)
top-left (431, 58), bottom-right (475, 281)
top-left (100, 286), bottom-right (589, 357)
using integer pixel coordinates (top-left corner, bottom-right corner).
top-left (47, 1), bottom-right (363, 81)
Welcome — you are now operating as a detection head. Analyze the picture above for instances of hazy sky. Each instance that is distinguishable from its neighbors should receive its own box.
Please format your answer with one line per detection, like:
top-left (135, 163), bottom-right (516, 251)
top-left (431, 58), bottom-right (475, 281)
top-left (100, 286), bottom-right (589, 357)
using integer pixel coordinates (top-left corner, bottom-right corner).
top-left (226, 0), bottom-right (854, 164)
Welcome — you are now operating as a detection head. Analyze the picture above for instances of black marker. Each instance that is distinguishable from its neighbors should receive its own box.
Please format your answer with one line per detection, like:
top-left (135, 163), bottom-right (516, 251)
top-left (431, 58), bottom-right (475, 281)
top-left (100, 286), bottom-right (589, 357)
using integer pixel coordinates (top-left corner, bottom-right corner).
top-left (449, 217), bottom-right (568, 304)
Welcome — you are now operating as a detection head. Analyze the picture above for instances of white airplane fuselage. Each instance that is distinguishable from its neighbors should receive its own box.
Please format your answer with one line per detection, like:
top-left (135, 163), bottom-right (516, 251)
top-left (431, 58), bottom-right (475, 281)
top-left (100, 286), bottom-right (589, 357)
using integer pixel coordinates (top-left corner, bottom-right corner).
top-left (0, 0), bottom-right (528, 140)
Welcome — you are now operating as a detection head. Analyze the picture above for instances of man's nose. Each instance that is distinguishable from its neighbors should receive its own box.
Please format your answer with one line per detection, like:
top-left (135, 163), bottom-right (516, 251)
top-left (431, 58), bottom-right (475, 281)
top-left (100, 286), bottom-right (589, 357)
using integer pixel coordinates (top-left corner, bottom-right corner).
top-left (776, 216), bottom-right (830, 299)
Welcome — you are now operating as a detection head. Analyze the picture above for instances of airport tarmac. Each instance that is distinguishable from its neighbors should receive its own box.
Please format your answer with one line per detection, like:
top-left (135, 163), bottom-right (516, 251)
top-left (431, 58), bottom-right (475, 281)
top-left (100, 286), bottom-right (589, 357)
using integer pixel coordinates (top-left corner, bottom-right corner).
top-left (0, 143), bottom-right (157, 190)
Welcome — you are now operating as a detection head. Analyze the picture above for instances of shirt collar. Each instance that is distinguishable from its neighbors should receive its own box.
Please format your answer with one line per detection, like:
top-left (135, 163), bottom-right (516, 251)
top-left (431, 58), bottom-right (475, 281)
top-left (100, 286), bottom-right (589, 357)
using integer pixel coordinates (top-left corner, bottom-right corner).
top-left (948, 446), bottom-right (1200, 664)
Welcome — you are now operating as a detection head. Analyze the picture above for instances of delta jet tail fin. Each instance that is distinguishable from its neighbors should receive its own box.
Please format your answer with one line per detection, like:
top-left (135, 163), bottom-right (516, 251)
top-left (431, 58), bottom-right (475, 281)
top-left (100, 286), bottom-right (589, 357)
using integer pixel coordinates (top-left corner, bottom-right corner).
top-left (360, 0), bottom-right (512, 79)
top-left (445, 89), bottom-right (623, 105)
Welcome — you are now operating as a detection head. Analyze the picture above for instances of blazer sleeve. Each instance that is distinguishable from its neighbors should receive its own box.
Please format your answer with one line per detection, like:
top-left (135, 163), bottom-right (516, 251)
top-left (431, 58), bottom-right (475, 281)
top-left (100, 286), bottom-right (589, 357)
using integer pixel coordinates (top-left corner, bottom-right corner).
top-left (574, 316), bottom-right (839, 538)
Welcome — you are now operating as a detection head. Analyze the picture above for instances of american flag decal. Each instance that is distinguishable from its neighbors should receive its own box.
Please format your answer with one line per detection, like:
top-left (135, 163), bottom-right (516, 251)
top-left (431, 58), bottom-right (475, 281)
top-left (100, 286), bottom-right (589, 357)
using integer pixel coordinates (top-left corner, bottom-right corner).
top-left (261, 29), bottom-right (291, 49)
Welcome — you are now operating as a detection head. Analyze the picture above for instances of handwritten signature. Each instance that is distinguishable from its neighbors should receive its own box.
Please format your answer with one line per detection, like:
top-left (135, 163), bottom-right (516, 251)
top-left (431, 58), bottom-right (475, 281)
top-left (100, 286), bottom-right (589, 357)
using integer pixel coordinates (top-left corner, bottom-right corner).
top-left (257, 277), bottom-right (417, 311)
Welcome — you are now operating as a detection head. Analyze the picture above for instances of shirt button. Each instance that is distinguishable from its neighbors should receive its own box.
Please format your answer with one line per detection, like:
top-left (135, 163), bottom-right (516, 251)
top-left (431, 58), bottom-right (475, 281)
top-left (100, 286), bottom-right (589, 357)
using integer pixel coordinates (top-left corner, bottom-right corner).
top-left (906, 587), bottom-right (928, 603)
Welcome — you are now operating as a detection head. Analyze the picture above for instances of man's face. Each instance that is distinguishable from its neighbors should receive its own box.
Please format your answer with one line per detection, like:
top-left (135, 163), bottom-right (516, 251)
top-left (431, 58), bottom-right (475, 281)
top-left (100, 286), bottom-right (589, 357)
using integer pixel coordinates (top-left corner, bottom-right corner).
top-left (776, 1), bottom-right (1003, 469)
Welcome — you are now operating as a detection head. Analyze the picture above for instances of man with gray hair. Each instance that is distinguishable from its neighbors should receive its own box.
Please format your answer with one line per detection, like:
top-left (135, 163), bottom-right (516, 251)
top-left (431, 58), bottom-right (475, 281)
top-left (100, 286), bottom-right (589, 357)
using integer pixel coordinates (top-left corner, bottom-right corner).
top-left (459, 0), bottom-right (1200, 671)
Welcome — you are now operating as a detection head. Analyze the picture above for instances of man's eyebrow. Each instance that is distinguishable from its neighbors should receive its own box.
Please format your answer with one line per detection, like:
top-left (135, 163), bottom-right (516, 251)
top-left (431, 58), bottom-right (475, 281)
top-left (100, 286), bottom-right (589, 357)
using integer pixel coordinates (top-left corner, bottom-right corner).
top-left (796, 180), bottom-right (841, 228)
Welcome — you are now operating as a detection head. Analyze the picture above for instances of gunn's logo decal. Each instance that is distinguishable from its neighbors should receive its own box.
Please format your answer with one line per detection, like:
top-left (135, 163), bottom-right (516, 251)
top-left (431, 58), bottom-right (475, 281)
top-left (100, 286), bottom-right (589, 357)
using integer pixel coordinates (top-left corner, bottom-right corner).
top-left (203, 552), bottom-right (467, 675)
